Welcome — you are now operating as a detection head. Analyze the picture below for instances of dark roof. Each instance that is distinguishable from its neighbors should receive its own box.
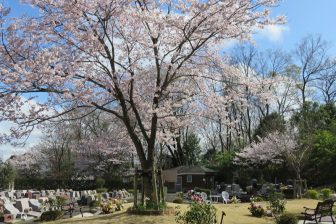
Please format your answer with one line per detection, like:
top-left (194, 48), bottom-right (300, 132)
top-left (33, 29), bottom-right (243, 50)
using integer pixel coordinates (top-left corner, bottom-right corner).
top-left (176, 166), bottom-right (216, 175)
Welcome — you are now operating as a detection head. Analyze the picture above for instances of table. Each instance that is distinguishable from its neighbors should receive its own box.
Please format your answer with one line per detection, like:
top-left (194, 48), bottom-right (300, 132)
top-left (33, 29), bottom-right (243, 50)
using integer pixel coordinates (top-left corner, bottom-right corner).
top-left (210, 195), bottom-right (221, 203)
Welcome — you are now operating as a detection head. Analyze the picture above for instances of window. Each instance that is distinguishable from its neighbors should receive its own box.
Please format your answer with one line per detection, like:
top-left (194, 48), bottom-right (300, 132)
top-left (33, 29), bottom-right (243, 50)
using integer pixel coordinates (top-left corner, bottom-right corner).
top-left (187, 175), bottom-right (192, 183)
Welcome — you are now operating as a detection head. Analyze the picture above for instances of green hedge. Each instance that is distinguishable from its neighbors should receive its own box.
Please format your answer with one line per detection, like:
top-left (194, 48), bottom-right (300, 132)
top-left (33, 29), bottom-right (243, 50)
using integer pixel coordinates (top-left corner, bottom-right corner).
top-left (14, 178), bottom-right (133, 191)
top-left (40, 211), bottom-right (64, 221)
top-left (276, 212), bottom-right (298, 224)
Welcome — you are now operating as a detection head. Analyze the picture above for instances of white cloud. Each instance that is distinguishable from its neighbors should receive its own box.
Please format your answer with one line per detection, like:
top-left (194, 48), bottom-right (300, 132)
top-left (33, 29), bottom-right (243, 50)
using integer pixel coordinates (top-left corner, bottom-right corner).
top-left (256, 24), bottom-right (289, 42)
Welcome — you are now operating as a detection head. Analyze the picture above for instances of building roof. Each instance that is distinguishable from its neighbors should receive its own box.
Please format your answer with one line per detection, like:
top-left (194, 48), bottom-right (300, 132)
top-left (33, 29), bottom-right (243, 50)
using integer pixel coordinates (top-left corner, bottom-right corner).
top-left (176, 166), bottom-right (216, 175)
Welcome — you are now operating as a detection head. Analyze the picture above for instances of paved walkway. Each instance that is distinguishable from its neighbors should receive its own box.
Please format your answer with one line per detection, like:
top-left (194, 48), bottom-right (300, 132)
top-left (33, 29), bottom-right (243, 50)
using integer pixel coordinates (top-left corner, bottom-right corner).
top-left (298, 216), bottom-right (336, 223)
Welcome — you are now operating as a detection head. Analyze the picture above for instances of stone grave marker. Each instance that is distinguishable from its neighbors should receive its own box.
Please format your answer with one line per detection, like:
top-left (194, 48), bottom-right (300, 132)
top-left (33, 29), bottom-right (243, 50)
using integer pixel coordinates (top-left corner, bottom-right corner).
top-left (87, 195), bottom-right (95, 206)
top-left (29, 199), bottom-right (41, 211)
top-left (102, 193), bottom-right (109, 200)
top-left (15, 198), bottom-right (31, 213)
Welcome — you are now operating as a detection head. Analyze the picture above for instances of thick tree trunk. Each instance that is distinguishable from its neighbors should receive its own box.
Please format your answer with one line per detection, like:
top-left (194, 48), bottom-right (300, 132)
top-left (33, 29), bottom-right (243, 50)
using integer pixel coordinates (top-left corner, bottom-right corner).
top-left (141, 160), bottom-right (160, 209)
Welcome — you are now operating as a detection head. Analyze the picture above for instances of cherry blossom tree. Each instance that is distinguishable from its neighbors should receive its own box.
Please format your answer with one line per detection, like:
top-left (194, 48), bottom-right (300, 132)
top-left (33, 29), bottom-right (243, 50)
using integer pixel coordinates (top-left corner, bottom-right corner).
top-left (0, 0), bottom-right (283, 206)
top-left (7, 151), bottom-right (40, 177)
top-left (235, 131), bottom-right (310, 197)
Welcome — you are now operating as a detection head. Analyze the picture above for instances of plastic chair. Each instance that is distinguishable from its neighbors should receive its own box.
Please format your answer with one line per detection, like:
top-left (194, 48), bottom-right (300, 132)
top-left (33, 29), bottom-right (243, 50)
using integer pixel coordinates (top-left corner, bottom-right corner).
top-left (222, 191), bottom-right (229, 204)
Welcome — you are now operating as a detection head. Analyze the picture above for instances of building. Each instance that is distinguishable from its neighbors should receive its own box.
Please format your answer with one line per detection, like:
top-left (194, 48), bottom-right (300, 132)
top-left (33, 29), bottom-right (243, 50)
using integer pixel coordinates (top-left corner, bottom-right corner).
top-left (162, 166), bottom-right (216, 193)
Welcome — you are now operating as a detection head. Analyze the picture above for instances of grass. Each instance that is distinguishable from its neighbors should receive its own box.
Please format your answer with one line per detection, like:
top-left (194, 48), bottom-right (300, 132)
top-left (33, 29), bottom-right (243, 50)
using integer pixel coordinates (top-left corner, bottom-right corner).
top-left (47, 199), bottom-right (319, 224)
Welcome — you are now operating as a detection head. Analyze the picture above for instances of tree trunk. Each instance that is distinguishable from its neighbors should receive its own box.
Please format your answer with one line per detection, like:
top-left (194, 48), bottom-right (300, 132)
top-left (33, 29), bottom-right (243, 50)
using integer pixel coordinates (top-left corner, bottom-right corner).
top-left (141, 162), bottom-right (160, 209)
top-left (296, 172), bottom-right (303, 199)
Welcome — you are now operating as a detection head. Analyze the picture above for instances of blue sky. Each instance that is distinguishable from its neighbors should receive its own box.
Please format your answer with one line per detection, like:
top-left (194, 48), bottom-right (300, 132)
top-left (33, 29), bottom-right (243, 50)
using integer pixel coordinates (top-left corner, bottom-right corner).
top-left (1, 0), bottom-right (336, 160)
top-left (256, 0), bottom-right (336, 54)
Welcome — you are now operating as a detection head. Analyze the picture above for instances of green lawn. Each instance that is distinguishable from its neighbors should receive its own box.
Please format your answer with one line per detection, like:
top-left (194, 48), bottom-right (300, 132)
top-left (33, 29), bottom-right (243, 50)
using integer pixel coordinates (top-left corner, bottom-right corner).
top-left (48, 199), bottom-right (319, 224)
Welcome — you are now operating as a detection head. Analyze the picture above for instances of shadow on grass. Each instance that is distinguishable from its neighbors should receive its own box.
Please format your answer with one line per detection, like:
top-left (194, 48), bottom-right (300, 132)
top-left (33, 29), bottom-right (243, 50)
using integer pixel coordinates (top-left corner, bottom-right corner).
top-left (52, 211), bottom-right (175, 224)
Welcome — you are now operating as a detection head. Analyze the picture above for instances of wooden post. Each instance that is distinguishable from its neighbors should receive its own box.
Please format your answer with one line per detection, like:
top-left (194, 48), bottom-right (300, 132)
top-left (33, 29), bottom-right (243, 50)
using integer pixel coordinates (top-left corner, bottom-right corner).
top-left (159, 168), bottom-right (165, 204)
top-left (141, 171), bottom-right (145, 205)
top-left (133, 168), bottom-right (138, 208)
top-left (304, 179), bottom-right (307, 192)
top-left (152, 165), bottom-right (159, 209)
top-left (157, 171), bottom-right (161, 204)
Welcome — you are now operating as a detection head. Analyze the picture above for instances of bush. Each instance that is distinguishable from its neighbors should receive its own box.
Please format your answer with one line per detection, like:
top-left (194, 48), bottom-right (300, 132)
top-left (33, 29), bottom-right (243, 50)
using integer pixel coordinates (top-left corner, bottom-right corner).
top-left (176, 192), bottom-right (184, 199)
top-left (248, 202), bottom-right (265, 217)
top-left (194, 187), bottom-right (211, 197)
top-left (175, 202), bottom-right (217, 224)
top-left (95, 177), bottom-right (106, 188)
top-left (251, 196), bottom-right (264, 202)
top-left (321, 188), bottom-right (333, 200)
top-left (276, 212), bottom-right (298, 224)
top-left (282, 189), bottom-right (294, 199)
top-left (173, 198), bottom-right (183, 204)
top-left (96, 188), bottom-right (108, 193)
top-left (40, 211), bottom-right (64, 221)
top-left (304, 190), bottom-right (319, 199)
top-left (268, 192), bottom-right (286, 214)
top-left (89, 200), bottom-right (101, 208)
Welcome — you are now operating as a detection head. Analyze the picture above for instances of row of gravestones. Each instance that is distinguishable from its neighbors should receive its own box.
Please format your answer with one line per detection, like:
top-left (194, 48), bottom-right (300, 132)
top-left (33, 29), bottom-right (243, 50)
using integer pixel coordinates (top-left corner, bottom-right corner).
top-left (0, 189), bottom-right (98, 201)
top-left (0, 189), bottom-right (99, 221)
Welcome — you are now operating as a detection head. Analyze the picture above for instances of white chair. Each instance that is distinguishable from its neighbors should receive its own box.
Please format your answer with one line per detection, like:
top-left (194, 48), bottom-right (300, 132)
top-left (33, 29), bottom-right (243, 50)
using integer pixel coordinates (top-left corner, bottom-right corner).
top-left (222, 191), bottom-right (229, 204)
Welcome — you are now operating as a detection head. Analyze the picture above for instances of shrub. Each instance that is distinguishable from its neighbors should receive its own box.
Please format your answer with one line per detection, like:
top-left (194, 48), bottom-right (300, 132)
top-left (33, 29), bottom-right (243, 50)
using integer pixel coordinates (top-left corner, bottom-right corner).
top-left (175, 202), bottom-right (217, 224)
top-left (173, 198), bottom-right (183, 204)
top-left (304, 190), bottom-right (319, 199)
top-left (95, 177), bottom-right (106, 188)
top-left (276, 212), bottom-right (298, 224)
top-left (268, 192), bottom-right (286, 214)
top-left (248, 202), bottom-right (265, 217)
top-left (321, 188), bottom-right (333, 200)
top-left (89, 200), bottom-right (101, 208)
top-left (251, 196), bottom-right (264, 202)
top-left (40, 211), bottom-right (64, 221)
top-left (282, 189), bottom-right (294, 199)
top-left (194, 187), bottom-right (211, 197)
top-left (176, 192), bottom-right (184, 199)
top-left (96, 188), bottom-right (108, 193)
top-left (230, 196), bottom-right (240, 204)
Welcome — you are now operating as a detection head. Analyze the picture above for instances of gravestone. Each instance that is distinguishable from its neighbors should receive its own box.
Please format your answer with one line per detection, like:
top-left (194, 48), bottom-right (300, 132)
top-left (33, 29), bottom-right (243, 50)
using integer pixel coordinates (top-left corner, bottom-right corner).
top-left (1, 197), bottom-right (20, 218)
top-left (25, 191), bottom-right (33, 199)
top-left (5, 192), bottom-right (15, 201)
top-left (38, 197), bottom-right (48, 203)
top-left (87, 195), bottom-right (95, 206)
top-left (80, 195), bottom-right (88, 206)
top-left (15, 191), bottom-right (22, 199)
top-left (32, 192), bottom-right (40, 200)
top-left (40, 190), bottom-right (46, 197)
top-left (29, 199), bottom-right (41, 211)
top-left (102, 193), bottom-right (109, 200)
top-left (15, 198), bottom-right (31, 212)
